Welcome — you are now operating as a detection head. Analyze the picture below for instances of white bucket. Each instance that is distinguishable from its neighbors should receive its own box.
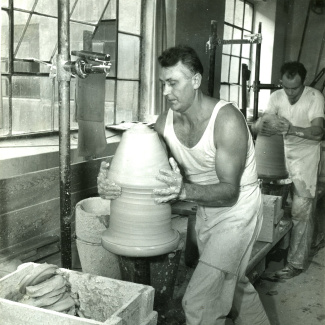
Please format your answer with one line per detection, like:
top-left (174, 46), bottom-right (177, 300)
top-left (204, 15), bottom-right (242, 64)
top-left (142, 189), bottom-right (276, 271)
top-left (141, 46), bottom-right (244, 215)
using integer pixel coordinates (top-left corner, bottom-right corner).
top-left (76, 238), bottom-right (121, 279)
top-left (75, 197), bottom-right (121, 279)
top-left (76, 197), bottom-right (110, 244)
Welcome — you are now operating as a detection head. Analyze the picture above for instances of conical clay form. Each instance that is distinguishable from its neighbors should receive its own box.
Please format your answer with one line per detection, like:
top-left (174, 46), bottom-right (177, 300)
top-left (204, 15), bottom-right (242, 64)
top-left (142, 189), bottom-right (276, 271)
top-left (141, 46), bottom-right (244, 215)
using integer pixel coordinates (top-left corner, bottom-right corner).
top-left (102, 124), bottom-right (180, 257)
top-left (255, 134), bottom-right (288, 179)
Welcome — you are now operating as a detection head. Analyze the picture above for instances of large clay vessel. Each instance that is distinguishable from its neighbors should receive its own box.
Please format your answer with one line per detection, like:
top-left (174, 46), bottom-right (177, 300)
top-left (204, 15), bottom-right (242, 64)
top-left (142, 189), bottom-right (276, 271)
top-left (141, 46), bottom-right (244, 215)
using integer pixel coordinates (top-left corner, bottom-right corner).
top-left (255, 134), bottom-right (288, 179)
top-left (101, 124), bottom-right (180, 257)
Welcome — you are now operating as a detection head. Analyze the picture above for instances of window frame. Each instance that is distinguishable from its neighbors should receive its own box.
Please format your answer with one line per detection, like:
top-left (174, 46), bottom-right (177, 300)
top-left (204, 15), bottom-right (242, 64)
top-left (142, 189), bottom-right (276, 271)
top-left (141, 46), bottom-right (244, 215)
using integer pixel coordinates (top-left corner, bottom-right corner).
top-left (0, 0), bottom-right (142, 139)
top-left (220, 0), bottom-right (254, 107)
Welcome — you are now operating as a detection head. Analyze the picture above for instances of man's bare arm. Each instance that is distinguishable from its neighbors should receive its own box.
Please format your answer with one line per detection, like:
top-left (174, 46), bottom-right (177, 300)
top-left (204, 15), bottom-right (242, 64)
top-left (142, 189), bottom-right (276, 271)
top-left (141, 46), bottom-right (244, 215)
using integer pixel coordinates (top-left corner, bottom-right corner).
top-left (287, 117), bottom-right (324, 141)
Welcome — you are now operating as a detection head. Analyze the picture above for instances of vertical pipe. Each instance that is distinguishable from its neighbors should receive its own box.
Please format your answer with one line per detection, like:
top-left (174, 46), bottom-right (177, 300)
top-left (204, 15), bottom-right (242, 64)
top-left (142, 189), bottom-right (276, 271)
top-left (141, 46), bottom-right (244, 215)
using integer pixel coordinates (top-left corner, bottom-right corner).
top-left (208, 20), bottom-right (218, 97)
top-left (241, 63), bottom-right (248, 119)
top-left (253, 22), bottom-right (262, 122)
top-left (58, 0), bottom-right (72, 269)
top-left (8, 0), bottom-right (14, 134)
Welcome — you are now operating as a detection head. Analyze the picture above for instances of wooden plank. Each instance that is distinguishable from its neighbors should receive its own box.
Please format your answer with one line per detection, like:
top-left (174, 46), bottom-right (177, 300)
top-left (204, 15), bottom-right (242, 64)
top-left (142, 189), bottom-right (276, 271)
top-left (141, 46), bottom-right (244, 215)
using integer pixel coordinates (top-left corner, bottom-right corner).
top-left (0, 187), bottom-right (98, 249)
top-left (0, 156), bottom-right (112, 215)
top-left (26, 242), bottom-right (60, 263)
top-left (0, 235), bottom-right (59, 263)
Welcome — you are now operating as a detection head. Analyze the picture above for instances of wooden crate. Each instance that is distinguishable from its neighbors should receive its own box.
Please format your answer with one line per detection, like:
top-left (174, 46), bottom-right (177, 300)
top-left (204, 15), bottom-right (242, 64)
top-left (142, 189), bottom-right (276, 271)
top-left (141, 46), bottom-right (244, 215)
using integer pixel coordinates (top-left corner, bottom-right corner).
top-left (258, 195), bottom-right (284, 243)
top-left (0, 263), bottom-right (157, 325)
top-left (262, 195), bottom-right (283, 224)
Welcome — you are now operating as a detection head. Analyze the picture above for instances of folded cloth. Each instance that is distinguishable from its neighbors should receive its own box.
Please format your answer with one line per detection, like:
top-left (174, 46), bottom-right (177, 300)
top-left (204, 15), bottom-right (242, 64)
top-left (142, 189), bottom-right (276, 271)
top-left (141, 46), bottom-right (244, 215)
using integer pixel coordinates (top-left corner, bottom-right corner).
top-left (76, 73), bottom-right (107, 157)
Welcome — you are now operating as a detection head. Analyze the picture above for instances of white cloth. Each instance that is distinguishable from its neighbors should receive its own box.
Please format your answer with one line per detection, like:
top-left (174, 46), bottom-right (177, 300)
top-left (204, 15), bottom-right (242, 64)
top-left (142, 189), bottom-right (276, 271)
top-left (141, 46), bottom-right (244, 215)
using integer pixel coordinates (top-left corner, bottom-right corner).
top-left (163, 100), bottom-right (263, 275)
top-left (265, 86), bottom-right (325, 198)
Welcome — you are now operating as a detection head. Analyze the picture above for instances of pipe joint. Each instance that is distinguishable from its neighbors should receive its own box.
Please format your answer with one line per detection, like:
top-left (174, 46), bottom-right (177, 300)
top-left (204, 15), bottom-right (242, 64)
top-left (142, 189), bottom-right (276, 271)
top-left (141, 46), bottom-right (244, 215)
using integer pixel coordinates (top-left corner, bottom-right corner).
top-left (57, 55), bottom-right (71, 82)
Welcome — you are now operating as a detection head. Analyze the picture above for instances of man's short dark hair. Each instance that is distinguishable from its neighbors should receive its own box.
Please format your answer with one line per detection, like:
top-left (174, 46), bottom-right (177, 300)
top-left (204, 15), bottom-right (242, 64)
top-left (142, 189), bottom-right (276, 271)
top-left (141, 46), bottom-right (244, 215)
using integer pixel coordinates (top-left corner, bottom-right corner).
top-left (158, 45), bottom-right (204, 76)
top-left (280, 61), bottom-right (307, 83)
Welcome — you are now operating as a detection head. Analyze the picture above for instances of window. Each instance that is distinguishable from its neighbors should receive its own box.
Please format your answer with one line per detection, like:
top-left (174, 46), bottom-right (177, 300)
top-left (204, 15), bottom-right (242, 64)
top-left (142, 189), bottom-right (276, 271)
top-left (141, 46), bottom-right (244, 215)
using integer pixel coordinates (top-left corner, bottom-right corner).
top-left (0, 0), bottom-right (142, 138)
top-left (220, 0), bottom-right (253, 107)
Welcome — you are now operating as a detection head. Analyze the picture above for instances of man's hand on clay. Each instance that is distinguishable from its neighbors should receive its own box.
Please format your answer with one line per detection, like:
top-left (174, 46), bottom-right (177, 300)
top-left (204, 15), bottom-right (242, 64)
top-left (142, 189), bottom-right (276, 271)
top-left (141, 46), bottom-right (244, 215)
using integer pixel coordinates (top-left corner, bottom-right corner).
top-left (97, 161), bottom-right (122, 200)
top-left (153, 157), bottom-right (185, 204)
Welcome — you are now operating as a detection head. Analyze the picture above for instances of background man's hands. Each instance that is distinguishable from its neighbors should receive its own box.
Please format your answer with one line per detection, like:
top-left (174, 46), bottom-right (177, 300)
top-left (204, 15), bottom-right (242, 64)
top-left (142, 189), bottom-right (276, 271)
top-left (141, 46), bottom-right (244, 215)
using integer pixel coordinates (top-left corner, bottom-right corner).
top-left (255, 114), bottom-right (291, 136)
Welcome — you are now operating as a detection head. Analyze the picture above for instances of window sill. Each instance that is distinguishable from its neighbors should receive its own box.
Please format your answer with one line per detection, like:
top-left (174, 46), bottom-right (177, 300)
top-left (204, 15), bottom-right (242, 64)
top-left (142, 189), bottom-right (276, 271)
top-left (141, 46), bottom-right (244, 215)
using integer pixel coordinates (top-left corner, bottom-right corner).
top-left (0, 129), bottom-right (121, 179)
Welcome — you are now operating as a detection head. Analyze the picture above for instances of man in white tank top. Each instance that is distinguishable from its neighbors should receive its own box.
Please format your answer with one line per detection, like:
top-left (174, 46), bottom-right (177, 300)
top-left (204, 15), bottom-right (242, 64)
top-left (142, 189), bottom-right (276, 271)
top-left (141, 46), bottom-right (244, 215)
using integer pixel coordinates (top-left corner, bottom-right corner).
top-left (98, 46), bottom-right (270, 324)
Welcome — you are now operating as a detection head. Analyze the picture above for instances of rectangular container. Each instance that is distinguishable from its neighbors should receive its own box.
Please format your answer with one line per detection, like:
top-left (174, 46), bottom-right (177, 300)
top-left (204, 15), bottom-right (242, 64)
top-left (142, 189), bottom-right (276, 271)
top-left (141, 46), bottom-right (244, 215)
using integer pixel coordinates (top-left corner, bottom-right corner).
top-left (262, 194), bottom-right (283, 224)
top-left (0, 263), bottom-right (157, 325)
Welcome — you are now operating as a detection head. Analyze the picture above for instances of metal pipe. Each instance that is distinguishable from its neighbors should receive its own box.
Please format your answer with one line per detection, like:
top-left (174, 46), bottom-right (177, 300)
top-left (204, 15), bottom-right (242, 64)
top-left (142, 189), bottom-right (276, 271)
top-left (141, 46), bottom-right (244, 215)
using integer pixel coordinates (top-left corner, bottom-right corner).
top-left (241, 64), bottom-right (248, 118)
top-left (57, 0), bottom-right (72, 269)
top-left (253, 23), bottom-right (262, 122)
top-left (208, 20), bottom-right (218, 97)
top-left (256, 84), bottom-right (281, 90)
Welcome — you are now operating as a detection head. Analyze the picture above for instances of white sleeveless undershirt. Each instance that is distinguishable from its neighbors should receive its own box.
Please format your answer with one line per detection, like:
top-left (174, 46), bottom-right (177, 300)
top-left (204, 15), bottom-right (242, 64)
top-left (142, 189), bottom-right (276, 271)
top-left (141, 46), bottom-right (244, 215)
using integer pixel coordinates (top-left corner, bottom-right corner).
top-left (163, 100), bottom-right (258, 188)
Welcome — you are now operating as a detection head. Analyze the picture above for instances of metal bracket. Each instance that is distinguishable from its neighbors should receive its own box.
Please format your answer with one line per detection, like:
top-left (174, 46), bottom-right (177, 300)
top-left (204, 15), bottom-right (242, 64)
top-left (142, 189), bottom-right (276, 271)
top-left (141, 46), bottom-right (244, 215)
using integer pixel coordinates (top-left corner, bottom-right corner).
top-left (206, 33), bottom-right (262, 51)
top-left (64, 50), bottom-right (112, 79)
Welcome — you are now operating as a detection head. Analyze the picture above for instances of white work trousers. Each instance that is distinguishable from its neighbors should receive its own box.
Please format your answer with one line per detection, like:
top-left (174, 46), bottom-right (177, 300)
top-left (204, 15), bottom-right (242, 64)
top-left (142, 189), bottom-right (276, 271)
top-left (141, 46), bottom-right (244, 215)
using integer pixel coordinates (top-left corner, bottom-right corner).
top-left (182, 262), bottom-right (270, 325)
top-left (288, 194), bottom-right (317, 269)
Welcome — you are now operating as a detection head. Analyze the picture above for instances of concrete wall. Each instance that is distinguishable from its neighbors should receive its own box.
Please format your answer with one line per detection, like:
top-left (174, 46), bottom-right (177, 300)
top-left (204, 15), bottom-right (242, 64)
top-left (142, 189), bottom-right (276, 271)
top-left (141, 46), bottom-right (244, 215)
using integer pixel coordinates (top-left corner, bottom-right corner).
top-left (175, 0), bottom-right (225, 97)
top-left (285, 0), bottom-right (325, 88)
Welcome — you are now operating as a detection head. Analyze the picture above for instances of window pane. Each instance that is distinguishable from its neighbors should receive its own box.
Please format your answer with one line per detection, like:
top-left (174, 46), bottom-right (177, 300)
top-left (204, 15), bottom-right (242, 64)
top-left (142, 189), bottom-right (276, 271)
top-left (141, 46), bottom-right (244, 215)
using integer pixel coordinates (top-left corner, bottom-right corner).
top-left (102, 0), bottom-right (116, 20)
top-left (14, 60), bottom-right (40, 73)
top-left (1, 0), bottom-right (8, 7)
top-left (71, 0), bottom-right (107, 24)
top-left (93, 20), bottom-right (117, 77)
top-left (229, 56), bottom-right (240, 84)
top-left (34, 0), bottom-right (58, 17)
top-left (221, 55), bottom-right (230, 82)
top-left (244, 3), bottom-right (253, 31)
top-left (230, 85), bottom-right (240, 105)
top-left (15, 14), bottom-right (58, 63)
top-left (224, 0), bottom-right (234, 24)
top-left (222, 25), bottom-right (232, 55)
top-left (234, 0), bottom-right (244, 28)
top-left (13, 0), bottom-right (35, 11)
top-left (0, 76), bottom-right (9, 135)
top-left (1, 10), bottom-right (9, 73)
top-left (119, 0), bottom-right (141, 35)
top-left (117, 34), bottom-right (140, 80)
top-left (242, 42), bottom-right (251, 59)
top-left (220, 85), bottom-right (229, 102)
top-left (14, 11), bottom-right (30, 55)
top-left (231, 27), bottom-right (242, 56)
top-left (116, 80), bottom-right (139, 123)
top-left (12, 76), bottom-right (53, 134)
top-left (70, 22), bottom-right (95, 53)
